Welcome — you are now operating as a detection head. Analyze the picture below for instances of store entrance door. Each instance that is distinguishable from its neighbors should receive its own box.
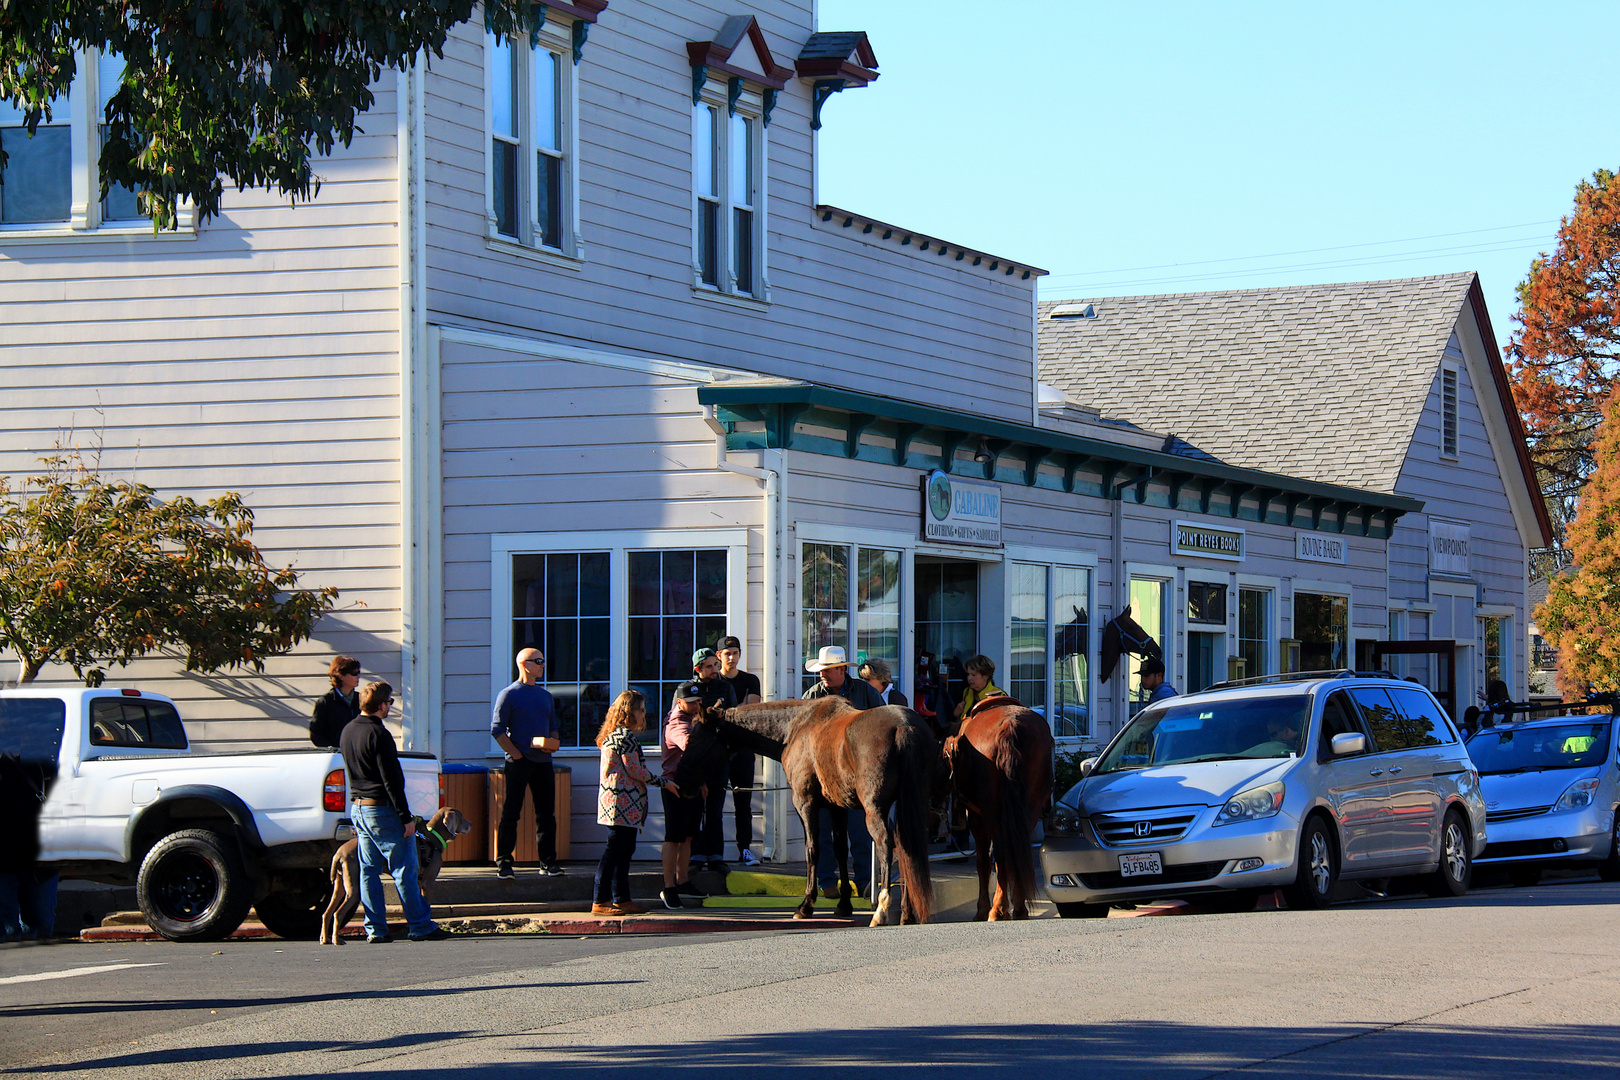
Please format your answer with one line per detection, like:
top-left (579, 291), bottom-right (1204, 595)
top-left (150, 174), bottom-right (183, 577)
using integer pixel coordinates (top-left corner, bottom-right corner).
top-left (915, 556), bottom-right (979, 714)
top-left (1372, 639), bottom-right (1459, 721)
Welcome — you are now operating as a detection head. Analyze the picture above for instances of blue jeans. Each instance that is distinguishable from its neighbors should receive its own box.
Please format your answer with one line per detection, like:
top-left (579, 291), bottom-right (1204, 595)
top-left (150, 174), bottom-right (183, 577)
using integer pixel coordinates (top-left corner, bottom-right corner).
top-left (0, 870), bottom-right (59, 941)
top-left (816, 808), bottom-right (872, 891)
top-left (353, 805), bottom-right (436, 940)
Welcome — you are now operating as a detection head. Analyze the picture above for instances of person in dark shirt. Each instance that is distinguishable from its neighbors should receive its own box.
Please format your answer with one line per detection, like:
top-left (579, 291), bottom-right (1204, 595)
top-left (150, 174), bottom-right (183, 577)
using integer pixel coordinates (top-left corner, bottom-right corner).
top-left (715, 635), bottom-right (763, 868)
top-left (687, 647), bottom-right (739, 873)
top-left (491, 647), bottom-right (564, 878)
top-left (340, 682), bottom-right (444, 942)
top-left (309, 655), bottom-right (362, 747)
top-left (802, 646), bottom-right (884, 893)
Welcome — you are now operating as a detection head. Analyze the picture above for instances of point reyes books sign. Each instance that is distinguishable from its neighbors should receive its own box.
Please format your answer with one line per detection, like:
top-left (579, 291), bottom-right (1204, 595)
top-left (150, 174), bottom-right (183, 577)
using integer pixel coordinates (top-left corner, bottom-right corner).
top-left (1172, 521), bottom-right (1245, 562)
top-left (922, 470), bottom-right (1002, 547)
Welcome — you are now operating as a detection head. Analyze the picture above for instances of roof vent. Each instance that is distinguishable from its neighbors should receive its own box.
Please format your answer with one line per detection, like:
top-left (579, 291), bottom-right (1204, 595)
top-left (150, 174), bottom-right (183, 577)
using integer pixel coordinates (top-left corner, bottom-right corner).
top-left (1049, 303), bottom-right (1095, 319)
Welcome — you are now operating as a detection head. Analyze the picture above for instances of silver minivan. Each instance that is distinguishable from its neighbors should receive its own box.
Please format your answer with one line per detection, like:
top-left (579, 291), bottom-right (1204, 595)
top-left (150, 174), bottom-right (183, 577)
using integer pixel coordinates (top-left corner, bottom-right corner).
top-left (1468, 709), bottom-right (1620, 886)
top-left (1041, 673), bottom-right (1488, 916)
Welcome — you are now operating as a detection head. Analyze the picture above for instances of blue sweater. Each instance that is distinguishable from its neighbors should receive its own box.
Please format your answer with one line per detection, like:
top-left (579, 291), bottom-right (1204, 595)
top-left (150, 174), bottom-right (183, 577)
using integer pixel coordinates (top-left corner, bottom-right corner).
top-left (491, 681), bottom-right (560, 762)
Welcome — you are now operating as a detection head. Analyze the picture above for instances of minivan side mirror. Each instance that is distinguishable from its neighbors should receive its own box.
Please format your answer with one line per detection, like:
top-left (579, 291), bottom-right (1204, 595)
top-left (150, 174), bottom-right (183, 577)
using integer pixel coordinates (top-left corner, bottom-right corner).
top-left (1079, 757), bottom-right (1098, 777)
top-left (1331, 732), bottom-right (1367, 756)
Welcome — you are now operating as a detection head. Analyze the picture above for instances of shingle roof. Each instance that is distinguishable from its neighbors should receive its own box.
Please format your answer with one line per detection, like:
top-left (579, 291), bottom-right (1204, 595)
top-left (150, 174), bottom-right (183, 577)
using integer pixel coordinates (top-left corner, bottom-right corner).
top-left (1037, 273), bottom-right (1478, 494)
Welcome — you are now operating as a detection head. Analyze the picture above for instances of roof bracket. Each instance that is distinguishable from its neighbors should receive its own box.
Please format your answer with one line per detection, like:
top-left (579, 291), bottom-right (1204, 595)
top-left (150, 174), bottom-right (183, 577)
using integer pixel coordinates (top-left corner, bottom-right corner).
top-left (844, 413), bottom-right (876, 459)
top-left (1023, 447), bottom-right (1054, 487)
top-left (810, 78), bottom-right (847, 130)
top-left (893, 423), bottom-right (923, 467)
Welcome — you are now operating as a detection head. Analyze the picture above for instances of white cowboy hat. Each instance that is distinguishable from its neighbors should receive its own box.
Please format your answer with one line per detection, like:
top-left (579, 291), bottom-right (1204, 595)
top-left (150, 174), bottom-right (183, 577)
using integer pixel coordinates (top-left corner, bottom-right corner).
top-left (805, 645), bottom-right (853, 673)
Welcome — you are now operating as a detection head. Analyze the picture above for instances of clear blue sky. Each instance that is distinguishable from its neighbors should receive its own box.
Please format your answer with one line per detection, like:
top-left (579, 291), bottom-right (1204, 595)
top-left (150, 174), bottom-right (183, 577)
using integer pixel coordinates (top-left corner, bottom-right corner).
top-left (815, 0), bottom-right (1620, 344)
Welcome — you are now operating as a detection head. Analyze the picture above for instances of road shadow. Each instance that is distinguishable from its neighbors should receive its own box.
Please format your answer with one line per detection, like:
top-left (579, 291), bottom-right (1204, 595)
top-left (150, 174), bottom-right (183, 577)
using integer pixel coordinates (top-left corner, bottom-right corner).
top-left (25, 1020), bottom-right (1617, 1079)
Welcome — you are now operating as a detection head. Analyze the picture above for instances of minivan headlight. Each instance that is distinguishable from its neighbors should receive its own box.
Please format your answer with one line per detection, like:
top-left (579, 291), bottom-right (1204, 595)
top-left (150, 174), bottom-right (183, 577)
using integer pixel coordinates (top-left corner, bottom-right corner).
top-left (1555, 777), bottom-right (1600, 812)
top-left (1049, 802), bottom-right (1082, 835)
top-left (1213, 781), bottom-right (1286, 827)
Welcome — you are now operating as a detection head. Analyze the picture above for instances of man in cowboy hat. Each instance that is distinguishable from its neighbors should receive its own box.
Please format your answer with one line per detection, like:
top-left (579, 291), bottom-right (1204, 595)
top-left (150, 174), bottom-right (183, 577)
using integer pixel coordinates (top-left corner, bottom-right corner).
top-left (802, 646), bottom-right (884, 710)
top-left (802, 646), bottom-right (884, 895)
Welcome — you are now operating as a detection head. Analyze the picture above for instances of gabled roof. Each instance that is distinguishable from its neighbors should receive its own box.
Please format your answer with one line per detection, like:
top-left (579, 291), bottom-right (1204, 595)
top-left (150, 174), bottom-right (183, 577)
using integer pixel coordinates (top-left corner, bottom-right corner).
top-left (795, 31), bottom-right (879, 86)
top-left (1037, 272), bottom-right (1553, 544)
top-left (687, 14), bottom-right (793, 88)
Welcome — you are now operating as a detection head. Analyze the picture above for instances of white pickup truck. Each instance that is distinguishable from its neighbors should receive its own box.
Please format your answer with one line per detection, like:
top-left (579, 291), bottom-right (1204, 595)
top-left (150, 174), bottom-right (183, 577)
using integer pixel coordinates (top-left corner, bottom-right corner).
top-left (0, 685), bottom-right (440, 941)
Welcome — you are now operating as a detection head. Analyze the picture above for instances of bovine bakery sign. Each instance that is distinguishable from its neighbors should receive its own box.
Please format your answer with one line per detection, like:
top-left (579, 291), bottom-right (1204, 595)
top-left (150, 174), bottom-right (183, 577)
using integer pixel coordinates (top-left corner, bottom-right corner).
top-left (922, 470), bottom-right (1002, 547)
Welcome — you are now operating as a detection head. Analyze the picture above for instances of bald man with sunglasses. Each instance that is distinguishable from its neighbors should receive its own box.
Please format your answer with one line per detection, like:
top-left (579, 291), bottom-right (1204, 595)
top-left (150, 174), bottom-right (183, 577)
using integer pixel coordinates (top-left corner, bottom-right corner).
top-left (491, 647), bottom-right (564, 879)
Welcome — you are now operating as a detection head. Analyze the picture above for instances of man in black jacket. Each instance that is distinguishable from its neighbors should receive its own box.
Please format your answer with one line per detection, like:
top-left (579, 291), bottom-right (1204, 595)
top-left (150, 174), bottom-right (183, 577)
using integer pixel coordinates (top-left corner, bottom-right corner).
top-left (802, 646), bottom-right (884, 894)
top-left (340, 682), bottom-right (446, 942)
top-left (310, 656), bottom-right (362, 747)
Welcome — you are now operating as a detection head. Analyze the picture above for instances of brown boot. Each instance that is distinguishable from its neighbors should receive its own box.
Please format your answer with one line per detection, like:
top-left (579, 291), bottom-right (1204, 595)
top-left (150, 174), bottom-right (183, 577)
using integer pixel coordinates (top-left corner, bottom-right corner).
top-left (613, 901), bottom-right (648, 915)
top-left (590, 903), bottom-right (619, 917)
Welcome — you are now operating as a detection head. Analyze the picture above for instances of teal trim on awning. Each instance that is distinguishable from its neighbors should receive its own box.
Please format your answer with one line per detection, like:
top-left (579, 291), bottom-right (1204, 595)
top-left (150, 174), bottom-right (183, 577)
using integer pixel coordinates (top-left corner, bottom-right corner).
top-left (697, 382), bottom-right (1422, 539)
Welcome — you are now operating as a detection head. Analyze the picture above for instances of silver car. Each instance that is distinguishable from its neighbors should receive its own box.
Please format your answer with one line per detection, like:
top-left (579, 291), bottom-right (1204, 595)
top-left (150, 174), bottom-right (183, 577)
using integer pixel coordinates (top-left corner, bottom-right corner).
top-left (1042, 674), bottom-right (1488, 916)
top-left (1468, 710), bottom-right (1620, 886)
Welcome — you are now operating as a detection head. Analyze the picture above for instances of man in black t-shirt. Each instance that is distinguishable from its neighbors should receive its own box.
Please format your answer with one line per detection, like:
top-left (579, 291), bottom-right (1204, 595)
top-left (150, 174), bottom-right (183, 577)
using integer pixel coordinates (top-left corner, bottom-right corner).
top-left (714, 635), bottom-right (763, 868)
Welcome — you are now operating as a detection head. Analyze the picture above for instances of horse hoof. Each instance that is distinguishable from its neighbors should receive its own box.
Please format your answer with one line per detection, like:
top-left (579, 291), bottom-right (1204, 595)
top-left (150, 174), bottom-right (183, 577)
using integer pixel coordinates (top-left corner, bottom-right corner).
top-left (793, 909), bottom-right (813, 920)
top-left (835, 905), bottom-right (855, 919)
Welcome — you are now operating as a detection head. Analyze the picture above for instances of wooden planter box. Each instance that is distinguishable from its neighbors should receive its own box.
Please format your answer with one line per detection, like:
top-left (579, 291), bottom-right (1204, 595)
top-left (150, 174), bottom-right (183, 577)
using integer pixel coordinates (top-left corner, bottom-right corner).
top-left (440, 768), bottom-right (489, 864)
top-left (487, 763), bottom-right (572, 863)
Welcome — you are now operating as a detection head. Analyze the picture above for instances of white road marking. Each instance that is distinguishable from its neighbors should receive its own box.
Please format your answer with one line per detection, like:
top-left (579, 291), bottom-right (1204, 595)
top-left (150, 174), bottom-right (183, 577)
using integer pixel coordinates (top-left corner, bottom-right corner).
top-left (0, 961), bottom-right (166, 987)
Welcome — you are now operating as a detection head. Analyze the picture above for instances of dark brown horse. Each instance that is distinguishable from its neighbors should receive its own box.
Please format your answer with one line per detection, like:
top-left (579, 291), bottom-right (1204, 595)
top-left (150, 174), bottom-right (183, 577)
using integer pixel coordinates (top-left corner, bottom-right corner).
top-left (943, 697), bottom-right (1054, 920)
top-left (1100, 604), bottom-right (1162, 681)
top-left (680, 697), bottom-right (937, 925)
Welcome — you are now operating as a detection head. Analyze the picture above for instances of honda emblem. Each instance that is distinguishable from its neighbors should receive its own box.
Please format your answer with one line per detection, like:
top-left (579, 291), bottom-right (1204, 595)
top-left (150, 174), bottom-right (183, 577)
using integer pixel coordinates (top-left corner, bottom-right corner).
top-left (1133, 821), bottom-right (1153, 838)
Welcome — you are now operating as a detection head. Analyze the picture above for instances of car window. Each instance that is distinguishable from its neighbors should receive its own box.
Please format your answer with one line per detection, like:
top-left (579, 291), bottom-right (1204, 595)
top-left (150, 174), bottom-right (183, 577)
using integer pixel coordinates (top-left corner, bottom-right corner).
top-left (1386, 686), bottom-right (1452, 746)
top-left (89, 698), bottom-right (187, 750)
top-left (1318, 691), bottom-right (1368, 759)
top-left (1348, 687), bottom-right (1406, 752)
top-left (0, 697), bottom-right (67, 769)
top-left (1467, 721), bottom-right (1612, 774)
top-left (1093, 695), bottom-right (1309, 772)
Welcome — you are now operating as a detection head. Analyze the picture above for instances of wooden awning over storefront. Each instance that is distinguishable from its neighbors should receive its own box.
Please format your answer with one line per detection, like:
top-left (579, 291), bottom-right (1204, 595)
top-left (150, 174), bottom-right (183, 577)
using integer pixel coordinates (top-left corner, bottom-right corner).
top-left (699, 381), bottom-right (1423, 540)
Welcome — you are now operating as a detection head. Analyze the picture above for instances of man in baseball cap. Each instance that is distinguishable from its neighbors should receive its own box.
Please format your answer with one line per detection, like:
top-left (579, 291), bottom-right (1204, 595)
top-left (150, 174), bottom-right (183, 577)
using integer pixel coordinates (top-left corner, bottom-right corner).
top-left (684, 647), bottom-right (737, 873)
top-left (1139, 657), bottom-right (1178, 705)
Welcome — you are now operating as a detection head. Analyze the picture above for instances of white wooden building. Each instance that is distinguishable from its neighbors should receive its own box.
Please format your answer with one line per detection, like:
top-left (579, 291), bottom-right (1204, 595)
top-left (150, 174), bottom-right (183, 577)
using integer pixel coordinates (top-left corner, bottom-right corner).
top-left (2, 2), bottom-right (1504, 857)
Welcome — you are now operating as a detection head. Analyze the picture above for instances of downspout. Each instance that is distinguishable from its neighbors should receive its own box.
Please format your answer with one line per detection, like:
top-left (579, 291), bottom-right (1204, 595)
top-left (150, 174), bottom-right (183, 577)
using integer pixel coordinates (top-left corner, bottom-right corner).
top-left (702, 404), bottom-right (788, 859)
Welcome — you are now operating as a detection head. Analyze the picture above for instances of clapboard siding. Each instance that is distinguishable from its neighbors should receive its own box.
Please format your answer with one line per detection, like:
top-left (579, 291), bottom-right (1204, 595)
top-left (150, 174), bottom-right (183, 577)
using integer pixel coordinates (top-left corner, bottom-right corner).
top-left (0, 84), bottom-right (405, 750)
top-left (421, 1), bottom-right (1037, 426)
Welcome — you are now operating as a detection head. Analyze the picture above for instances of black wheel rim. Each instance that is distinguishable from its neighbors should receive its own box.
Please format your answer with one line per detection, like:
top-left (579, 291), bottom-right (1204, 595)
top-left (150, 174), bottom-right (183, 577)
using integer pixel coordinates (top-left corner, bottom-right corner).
top-left (155, 852), bottom-right (220, 922)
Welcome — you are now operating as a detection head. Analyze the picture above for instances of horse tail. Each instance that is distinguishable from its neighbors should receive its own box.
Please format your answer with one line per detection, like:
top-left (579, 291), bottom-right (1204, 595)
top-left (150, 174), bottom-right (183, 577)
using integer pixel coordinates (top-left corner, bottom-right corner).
top-left (893, 720), bottom-right (935, 923)
top-left (992, 719), bottom-right (1038, 913)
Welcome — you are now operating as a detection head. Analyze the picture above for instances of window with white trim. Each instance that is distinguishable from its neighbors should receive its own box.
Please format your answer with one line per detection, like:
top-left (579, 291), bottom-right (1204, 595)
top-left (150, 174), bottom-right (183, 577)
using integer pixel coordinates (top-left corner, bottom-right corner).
top-left (1010, 561), bottom-right (1093, 739)
top-left (486, 22), bottom-right (576, 255)
top-left (801, 541), bottom-right (900, 694)
top-left (1238, 587), bottom-right (1272, 680)
top-left (1440, 366), bottom-right (1459, 457)
top-left (692, 86), bottom-right (765, 298)
top-left (0, 49), bottom-right (151, 232)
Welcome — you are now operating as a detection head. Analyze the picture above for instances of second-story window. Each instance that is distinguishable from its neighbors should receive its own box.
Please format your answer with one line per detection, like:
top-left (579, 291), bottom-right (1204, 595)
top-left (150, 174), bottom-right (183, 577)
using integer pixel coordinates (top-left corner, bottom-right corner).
top-left (691, 88), bottom-right (764, 298)
top-left (486, 24), bottom-right (575, 256)
top-left (1440, 366), bottom-right (1459, 457)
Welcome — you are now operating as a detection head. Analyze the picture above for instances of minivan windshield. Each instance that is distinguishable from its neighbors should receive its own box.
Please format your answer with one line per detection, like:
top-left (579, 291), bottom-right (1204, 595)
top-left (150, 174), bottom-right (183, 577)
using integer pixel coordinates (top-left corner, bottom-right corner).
top-left (1466, 721), bottom-right (1612, 775)
top-left (1094, 695), bottom-right (1310, 774)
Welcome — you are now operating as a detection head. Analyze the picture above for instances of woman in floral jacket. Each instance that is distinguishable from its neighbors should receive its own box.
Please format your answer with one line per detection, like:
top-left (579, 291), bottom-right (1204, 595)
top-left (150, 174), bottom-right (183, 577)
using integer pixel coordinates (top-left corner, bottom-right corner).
top-left (593, 690), bottom-right (672, 916)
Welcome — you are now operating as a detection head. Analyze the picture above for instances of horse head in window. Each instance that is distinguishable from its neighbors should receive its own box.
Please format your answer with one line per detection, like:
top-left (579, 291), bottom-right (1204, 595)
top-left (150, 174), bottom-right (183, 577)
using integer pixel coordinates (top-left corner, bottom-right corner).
top-left (1100, 604), bottom-right (1162, 681)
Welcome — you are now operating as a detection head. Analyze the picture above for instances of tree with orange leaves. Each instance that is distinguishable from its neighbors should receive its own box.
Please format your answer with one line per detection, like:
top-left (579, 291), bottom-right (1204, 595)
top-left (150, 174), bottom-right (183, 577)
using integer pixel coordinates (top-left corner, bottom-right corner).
top-left (1507, 169), bottom-right (1620, 564)
top-left (1535, 387), bottom-right (1620, 697)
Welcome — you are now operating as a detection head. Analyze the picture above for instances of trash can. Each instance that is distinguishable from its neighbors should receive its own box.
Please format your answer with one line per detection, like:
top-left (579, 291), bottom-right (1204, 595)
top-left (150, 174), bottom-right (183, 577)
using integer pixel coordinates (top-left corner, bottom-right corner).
top-left (488, 763), bottom-right (572, 863)
top-left (439, 763), bottom-right (488, 863)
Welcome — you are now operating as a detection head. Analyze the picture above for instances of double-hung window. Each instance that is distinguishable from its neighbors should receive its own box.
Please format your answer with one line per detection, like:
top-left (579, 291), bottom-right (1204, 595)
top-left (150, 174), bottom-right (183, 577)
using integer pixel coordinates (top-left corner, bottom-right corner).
top-left (487, 22), bottom-right (576, 257)
top-left (0, 49), bottom-right (158, 234)
top-left (692, 87), bottom-right (766, 299)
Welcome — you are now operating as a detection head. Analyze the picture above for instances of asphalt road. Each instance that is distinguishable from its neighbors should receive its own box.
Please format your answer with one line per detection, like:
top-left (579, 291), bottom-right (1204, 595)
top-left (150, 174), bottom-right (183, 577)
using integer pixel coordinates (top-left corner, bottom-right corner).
top-left (4, 877), bottom-right (1620, 1079)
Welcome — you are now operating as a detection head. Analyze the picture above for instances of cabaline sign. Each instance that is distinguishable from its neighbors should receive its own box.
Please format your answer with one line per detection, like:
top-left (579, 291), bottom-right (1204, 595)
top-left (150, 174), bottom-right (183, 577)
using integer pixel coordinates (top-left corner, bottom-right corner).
top-left (921, 470), bottom-right (1002, 547)
top-left (1296, 532), bottom-right (1348, 565)
top-left (1172, 521), bottom-right (1244, 562)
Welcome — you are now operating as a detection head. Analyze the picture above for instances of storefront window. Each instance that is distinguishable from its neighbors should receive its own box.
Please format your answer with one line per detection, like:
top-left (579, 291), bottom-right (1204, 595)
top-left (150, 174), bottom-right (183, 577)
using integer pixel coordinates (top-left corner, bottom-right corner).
top-left (1482, 616), bottom-right (1504, 685)
top-left (1295, 592), bottom-right (1349, 672)
top-left (1238, 587), bottom-right (1271, 681)
top-left (916, 557), bottom-right (979, 682)
top-left (513, 551), bottom-right (610, 748)
top-left (802, 542), bottom-right (851, 692)
top-left (1009, 563), bottom-right (1049, 715)
top-left (1053, 566), bottom-right (1091, 738)
top-left (1128, 578), bottom-right (1169, 715)
top-left (628, 549), bottom-right (728, 733)
top-left (857, 548), bottom-right (902, 687)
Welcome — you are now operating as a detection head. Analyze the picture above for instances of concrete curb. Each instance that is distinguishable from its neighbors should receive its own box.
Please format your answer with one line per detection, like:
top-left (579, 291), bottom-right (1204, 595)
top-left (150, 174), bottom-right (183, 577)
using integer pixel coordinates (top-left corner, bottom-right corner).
top-left (81, 910), bottom-right (868, 942)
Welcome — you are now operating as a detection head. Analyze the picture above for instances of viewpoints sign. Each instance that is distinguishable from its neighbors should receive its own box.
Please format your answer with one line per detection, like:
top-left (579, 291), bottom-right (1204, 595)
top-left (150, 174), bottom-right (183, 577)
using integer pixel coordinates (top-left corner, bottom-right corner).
top-left (921, 470), bottom-right (1002, 547)
top-left (1172, 521), bottom-right (1245, 562)
top-left (1430, 519), bottom-right (1471, 575)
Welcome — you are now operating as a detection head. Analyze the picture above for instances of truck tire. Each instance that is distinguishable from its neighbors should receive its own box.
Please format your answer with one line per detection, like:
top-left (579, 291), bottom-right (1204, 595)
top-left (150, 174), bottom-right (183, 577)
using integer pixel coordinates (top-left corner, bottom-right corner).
top-left (254, 871), bottom-right (331, 940)
top-left (136, 828), bottom-right (256, 942)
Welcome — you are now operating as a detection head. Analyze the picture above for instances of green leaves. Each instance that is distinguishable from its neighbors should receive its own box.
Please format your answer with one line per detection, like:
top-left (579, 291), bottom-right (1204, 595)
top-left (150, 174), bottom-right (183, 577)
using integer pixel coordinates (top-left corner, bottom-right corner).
top-left (0, 0), bottom-right (539, 229)
top-left (0, 451), bottom-right (337, 685)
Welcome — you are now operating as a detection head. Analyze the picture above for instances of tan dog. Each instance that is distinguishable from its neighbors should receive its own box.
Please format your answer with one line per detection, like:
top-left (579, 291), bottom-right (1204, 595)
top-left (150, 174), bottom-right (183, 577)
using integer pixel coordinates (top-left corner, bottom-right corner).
top-left (320, 806), bottom-right (473, 944)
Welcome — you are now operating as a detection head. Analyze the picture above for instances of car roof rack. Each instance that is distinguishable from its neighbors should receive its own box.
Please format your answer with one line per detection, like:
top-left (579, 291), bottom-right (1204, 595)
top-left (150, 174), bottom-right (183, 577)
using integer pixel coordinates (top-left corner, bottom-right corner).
top-left (1481, 692), bottom-right (1617, 723)
top-left (1204, 669), bottom-right (1400, 692)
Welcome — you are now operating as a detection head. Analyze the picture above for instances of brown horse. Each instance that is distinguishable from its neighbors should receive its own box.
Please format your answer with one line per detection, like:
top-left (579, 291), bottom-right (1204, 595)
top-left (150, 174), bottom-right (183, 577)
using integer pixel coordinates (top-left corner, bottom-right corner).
top-left (680, 697), bottom-right (937, 925)
top-left (943, 697), bottom-right (1055, 920)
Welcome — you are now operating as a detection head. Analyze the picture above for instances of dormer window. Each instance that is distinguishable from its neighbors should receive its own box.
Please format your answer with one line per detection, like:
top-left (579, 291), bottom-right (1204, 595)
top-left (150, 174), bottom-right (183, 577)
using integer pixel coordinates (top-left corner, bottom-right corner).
top-left (688, 16), bottom-right (790, 304)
